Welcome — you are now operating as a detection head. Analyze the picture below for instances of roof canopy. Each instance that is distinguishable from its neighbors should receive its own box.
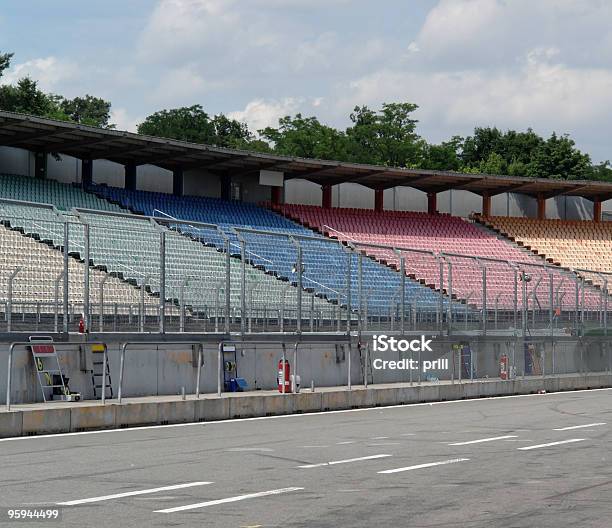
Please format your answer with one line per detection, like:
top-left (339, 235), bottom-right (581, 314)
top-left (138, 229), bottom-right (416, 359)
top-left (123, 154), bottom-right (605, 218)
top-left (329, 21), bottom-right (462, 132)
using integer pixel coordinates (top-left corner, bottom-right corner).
top-left (1, 110), bottom-right (611, 202)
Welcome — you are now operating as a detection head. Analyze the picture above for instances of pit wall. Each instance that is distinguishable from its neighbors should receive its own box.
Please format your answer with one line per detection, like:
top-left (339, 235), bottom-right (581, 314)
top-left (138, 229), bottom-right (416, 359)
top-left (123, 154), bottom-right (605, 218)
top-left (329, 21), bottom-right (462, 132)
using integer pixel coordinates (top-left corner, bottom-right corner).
top-left (1, 337), bottom-right (609, 405)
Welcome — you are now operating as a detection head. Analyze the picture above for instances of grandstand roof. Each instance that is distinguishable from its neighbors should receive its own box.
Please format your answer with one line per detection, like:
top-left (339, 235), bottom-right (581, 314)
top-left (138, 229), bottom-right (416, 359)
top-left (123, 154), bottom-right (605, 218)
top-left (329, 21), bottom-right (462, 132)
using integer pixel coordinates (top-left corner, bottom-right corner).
top-left (1, 110), bottom-right (611, 201)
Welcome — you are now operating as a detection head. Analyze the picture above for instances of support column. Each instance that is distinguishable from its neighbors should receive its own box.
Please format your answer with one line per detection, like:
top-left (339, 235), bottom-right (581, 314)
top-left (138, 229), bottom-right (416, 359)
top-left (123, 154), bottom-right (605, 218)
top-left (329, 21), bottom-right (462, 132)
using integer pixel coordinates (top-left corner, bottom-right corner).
top-left (593, 198), bottom-right (602, 223)
top-left (537, 193), bottom-right (546, 220)
top-left (427, 192), bottom-right (437, 215)
top-left (34, 151), bottom-right (47, 179)
top-left (81, 159), bottom-right (93, 188)
top-left (482, 192), bottom-right (492, 217)
top-left (374, 189), bottom-right (384, 212)
top-left (220, 174), bottom-right (231, 201)
top-left (124, 162), bottom-right (137, 191)
top-left (271, 186), bottom-right (282, 207)
top-left (322, 184), bottom-right (332, 209)
top-left (172, 168), bottom-right (184, 197)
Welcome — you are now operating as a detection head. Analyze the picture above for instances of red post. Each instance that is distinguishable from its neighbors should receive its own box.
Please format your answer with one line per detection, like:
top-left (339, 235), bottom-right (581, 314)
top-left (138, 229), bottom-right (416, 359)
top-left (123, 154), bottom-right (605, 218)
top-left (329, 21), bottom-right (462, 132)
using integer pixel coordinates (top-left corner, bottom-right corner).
top-left (593, 198), bottom-right (602, 223)
top-left (322, 184), bottom-right (332, 209)
top-left (427, 192), bottom-right (437, 215)
top-left (537, 194), bottom-right (546, 220)
top-left (271, 186), bottom-right (282, 207)
top-left (374, 189), bottom-right (384, 212)
top-left (482, 193), bottom-right (491, 217)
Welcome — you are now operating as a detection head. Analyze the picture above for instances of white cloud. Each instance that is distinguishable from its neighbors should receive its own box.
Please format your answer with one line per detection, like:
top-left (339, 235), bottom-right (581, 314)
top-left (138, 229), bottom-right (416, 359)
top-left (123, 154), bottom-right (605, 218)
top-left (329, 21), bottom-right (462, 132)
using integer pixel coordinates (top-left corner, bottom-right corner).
top-left (228, 98), bottom-right (305, 132)
top-left (2, 56), bottom-right (77, 91)
top-left (110, 108), bottom-right (142, 132)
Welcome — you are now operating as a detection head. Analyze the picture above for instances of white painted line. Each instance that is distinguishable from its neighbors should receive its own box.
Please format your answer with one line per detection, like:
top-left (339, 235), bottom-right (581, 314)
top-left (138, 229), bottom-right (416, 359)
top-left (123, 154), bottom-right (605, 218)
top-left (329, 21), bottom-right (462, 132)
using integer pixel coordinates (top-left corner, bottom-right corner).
top-left (379, 458), bottom-right (469, 474)
top-left (553, 423), bottom-right (606, 431)
top-left (298, 454), bottom-right (392, 469)
top-left (371, 436), bottom-right (389, 440)
top-left (155, 487), bottom-right (304, 513)
top-left (368, 442), bottom-right (401, 446)
top-left (518, 438), bottom-right (586, 451)
top-left (448, 435), bottom-right (518, 446)
top-left (58, 482), bottom-right (212, 506)
top-left (336, 441), bottom-right (355, 445)
top-left (2, 387), bottom-right (610, 443)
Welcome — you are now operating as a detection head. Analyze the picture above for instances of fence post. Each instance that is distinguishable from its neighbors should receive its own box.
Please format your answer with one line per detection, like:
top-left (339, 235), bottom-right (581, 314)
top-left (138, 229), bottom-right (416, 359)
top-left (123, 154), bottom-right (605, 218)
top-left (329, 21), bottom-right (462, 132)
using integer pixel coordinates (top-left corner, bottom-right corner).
top-left (437, 253), bottom-right (444, 336)
top-left (358, 251), bottom-right (363, 338)
top-left (238, 235), bottom-right (247, 334)
top-left (54, 272), bottom-right (62, 333)
top-left (217, 342), bottom-right (223, 396)
top-left (346, 247), bottom-right (352, 335)
top-left (159, 230), bottom-right (166, 334)
top-left (140, 275), bottom-right (149, 333)
top-left (63, 221), bottom-right (69, 333)
top-left (396, 249), bottom-right (406, 335)
top-left (179, 277), bottom-right (188, 333)
top-left (290, 237), bottom-right (303, 334)
top-left (548, 269), bottom-right (554, 338)
top-left (83, 223), bottom-right (90, 332)
top-left (446, 258), bottom-right (453, 336)
top-left (99, 274), bottom-right (108, 332)
top-left (7, 267), bottom-right (21, 333)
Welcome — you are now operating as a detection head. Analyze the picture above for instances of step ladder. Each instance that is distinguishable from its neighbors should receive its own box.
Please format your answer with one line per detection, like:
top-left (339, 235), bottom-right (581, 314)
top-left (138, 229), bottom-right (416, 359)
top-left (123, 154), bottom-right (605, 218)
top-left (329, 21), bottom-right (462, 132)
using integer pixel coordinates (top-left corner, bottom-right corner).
top-left (91, 344), bottom-right (113, 400)
top-left (358, 342), bottom-right (373, 385)
top-left (29, 336), bottom-right (68, 402)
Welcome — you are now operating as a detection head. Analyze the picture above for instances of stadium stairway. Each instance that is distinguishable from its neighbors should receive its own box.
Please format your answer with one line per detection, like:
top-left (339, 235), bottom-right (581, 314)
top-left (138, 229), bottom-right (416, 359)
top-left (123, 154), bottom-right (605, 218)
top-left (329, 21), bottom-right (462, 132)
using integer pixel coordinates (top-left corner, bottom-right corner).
top-left (86, 184), bottom-right (458, 317)
top-left (276, 204), bottom-right (605, 311)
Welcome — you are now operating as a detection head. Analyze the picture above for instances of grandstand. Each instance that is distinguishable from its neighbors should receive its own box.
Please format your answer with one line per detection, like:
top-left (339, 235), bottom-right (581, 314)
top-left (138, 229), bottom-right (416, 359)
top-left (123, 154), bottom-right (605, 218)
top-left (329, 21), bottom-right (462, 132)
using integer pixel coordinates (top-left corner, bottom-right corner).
top-left (87, 184), bottom-right (455, 319)
top-left (476, 215), bottom-right (612, 290)
top-left (0, 110), bottom-right (610, 335)
top-left (278, 204), bottom-right (605, 313)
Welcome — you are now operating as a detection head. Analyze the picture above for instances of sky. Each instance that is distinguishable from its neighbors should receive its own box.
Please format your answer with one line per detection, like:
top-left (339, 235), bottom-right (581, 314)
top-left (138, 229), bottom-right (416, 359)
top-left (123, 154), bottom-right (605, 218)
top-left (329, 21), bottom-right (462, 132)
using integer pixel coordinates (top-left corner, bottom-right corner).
top-left (1, 0), bottom-right (611, 162)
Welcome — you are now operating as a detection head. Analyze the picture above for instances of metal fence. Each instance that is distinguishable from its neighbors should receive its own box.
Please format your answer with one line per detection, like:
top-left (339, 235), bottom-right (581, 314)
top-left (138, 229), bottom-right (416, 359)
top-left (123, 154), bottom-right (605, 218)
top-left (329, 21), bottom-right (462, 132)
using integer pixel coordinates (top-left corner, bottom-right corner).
top-left (0, 207), bottom-right (610, 337)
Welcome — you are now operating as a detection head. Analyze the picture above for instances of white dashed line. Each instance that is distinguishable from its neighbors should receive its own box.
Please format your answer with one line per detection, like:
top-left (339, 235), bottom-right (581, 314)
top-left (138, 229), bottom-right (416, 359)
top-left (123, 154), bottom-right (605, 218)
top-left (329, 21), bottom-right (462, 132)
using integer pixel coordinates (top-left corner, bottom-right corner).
top-left (298, 454), bottom-right (392, 469)
top-left (518, 438), bottom-right (586, 451)
top-left (553, 423), bottom-right (606, 431)
top-left (448, 435), bottom-right (518, 446)
top-left (378, 458), bottom-right (470, 474)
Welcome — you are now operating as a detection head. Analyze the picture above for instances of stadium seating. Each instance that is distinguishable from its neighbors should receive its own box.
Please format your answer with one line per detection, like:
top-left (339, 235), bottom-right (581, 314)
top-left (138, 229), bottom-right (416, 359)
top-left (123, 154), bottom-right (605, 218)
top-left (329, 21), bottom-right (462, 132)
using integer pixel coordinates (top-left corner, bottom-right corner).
top-left (87, 184), bottom-right (451, 315)
top-left (0, 176), bottom-right (335, 321)
top-left (0, 220), bottom-right (158, 317)
top-left (477, 216), bottom-right (612, 290)
top-left (277, 204), bottom-right (603, 310)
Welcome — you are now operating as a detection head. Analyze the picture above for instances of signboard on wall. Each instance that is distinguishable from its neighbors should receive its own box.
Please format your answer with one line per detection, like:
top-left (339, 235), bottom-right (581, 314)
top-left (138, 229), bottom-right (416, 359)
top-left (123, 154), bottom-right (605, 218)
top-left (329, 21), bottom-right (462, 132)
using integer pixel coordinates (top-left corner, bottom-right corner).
top-left (259, 170), bottom-right (284, 187)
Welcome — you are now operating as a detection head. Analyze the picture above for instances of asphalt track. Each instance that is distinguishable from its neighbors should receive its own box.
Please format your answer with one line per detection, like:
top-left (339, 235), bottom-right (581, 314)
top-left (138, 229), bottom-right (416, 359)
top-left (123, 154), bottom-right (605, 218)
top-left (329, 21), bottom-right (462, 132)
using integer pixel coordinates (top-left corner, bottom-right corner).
top-left (0, 389), bottom-right (610, 528)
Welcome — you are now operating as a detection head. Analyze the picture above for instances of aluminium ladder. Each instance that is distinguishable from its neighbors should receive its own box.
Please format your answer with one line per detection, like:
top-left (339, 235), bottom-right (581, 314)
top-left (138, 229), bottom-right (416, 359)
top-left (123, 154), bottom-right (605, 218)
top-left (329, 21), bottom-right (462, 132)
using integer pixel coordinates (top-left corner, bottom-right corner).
top-left (29, 336), bottom-right (69, 402)
top-left (91, 343), bottom-right (113, 399)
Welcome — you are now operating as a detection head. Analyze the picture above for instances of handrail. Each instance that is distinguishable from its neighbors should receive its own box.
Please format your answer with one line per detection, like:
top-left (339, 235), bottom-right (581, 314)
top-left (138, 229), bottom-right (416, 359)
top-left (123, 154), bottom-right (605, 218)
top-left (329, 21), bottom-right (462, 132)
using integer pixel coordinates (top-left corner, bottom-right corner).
top-left (6, 341), bottom-right (37, 411)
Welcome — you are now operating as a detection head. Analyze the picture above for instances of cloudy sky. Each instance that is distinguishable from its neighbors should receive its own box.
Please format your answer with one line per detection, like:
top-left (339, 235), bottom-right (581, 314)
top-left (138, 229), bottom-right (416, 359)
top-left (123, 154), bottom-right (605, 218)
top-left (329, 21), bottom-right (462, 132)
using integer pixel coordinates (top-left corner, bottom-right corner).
top-left (1, 0), bottom-right (611, 161)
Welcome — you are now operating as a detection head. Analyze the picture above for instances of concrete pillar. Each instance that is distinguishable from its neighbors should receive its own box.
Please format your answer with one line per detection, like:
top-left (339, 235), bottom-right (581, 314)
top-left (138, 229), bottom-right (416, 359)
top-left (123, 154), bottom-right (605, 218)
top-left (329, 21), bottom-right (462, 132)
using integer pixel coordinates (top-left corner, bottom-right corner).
top-left (271, 186), bottom-right (282, 207)
top-left (537, 193), bottom-right (546, 220)
top-left (593, 198), bottom-right (602, 223)
top-left (220, 174), bottom-right (231, 201)
top-left (374, 189), bottom-right (384, 212)
top-left (322, 184), bottom-right (332, 209)
top-left (34, 151), bottom-right (47, 179)
top-left (172, 168), bottom-right (184, 197)
top-left (124, 162), bottom-right (137, 191)
top-left (482, 193), bottom-right (492, 217)
top-left (81, 159), bottom-right (93, 188)
top-left (427, 192), bottom-right (437, 215)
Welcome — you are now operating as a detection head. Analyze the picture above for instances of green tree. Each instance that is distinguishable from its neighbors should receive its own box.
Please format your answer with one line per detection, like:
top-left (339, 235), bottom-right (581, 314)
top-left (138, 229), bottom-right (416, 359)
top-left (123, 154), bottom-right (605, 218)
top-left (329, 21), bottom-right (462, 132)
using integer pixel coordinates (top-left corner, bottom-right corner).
top-left (0, 51), bottom-right (13, 79)
top-left (138, 105), bottom-right (257, 148)
top-left (420, 136), bottom-right (463, 171)
top-left (60, 95), bottom-right (113, 128)
top-left (526, 132), bottom-right (591, 180)
top-left (346, 102), bottom-right (422, 166)
top-left (0, 77), bottom-right (57, 116)
top-left (260, 114), bottom-right (350, 160)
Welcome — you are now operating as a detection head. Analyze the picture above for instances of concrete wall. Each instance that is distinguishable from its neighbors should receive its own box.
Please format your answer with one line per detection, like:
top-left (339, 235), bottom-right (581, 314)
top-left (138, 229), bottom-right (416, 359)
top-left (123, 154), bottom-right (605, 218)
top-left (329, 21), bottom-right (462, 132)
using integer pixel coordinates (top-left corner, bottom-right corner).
top-left (0, 337), bottom-right (608, 405)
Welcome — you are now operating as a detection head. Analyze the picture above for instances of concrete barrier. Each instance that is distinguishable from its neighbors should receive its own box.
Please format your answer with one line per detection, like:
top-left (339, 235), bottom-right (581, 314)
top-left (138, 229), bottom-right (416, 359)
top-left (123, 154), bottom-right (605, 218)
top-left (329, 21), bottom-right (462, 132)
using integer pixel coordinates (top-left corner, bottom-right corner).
top-left (0, 373), bottom-right (609, 438)
top-left (0, 411), bottom-right (22, 438)
top-left (70, 405), bottom-right (116, 431)
top-left (116, 403), bottom-right (158, 428)
top-left (22, 408), bottom-right (70, 435)
top-left (195, 398), bottom-right (230, 422)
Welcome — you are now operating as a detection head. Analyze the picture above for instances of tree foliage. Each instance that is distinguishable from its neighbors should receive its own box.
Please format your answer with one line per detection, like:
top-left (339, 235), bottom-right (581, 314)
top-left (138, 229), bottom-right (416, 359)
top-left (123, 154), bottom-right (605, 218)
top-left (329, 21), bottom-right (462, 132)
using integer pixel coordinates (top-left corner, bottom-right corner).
top-left (137, 105), bottom-right (257, 149)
